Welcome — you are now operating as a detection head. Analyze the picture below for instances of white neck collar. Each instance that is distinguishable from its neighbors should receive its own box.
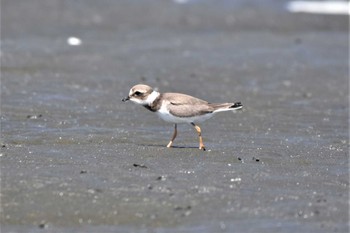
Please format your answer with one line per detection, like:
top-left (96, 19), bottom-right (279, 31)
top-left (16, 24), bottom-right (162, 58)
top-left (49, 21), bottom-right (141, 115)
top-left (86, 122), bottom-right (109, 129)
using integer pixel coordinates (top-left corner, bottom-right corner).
top-left (145, 91), bottom-right (160, 105)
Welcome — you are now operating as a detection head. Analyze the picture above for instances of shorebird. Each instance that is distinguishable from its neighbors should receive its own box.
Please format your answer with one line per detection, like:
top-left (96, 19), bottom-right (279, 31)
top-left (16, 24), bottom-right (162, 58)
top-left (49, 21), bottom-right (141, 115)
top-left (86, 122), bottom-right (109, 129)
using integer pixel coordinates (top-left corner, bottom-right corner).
top-left (122, 84), bottom-right (242, 150)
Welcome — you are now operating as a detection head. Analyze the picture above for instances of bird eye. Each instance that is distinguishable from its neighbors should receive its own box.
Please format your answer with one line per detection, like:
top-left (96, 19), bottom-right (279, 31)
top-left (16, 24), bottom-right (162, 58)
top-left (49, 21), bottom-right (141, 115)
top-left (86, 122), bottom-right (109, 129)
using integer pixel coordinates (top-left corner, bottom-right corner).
top-left (134, 91), bottom-right (142, 96)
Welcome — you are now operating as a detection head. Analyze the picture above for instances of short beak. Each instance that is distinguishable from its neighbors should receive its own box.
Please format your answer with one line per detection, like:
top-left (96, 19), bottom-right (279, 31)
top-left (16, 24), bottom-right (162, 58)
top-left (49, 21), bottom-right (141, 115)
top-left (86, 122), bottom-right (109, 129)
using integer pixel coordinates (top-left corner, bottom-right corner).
top-left (122, 96), bottom-right (130, 102)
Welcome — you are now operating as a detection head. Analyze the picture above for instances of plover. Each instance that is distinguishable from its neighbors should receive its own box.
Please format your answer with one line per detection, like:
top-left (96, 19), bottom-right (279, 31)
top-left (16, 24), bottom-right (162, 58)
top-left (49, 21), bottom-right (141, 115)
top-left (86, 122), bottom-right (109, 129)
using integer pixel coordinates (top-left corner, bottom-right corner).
top-left (122, 84), bottom-right (242, 150)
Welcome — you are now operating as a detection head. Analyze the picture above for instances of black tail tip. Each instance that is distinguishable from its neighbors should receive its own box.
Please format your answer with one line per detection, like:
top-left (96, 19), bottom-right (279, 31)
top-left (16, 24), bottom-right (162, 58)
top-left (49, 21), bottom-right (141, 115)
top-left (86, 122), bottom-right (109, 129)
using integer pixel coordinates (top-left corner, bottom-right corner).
top-left (231, 102), bottom-right (243, 108)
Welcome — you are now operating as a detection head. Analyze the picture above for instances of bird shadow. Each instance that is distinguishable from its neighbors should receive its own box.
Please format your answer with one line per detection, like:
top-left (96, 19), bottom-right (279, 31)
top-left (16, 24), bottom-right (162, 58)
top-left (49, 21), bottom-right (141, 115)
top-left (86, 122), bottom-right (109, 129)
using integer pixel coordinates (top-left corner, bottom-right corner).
top-left (137, 144), bottom-right (200, 150)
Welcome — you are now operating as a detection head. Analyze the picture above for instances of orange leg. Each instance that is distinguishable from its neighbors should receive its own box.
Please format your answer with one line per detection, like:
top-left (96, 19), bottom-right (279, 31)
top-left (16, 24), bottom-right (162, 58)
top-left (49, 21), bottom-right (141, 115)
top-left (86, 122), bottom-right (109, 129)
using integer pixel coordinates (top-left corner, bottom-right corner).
top-left (191, 123), bottom-right (206, 151)
top-left (166, 124), bottom-right (177, 148)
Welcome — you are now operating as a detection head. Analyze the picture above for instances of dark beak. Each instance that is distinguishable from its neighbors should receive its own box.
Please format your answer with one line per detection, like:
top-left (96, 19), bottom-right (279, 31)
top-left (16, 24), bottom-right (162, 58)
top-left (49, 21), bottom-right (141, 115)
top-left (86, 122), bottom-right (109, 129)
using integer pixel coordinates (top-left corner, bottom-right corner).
top-left (122, 96), bottom-right (130, 102)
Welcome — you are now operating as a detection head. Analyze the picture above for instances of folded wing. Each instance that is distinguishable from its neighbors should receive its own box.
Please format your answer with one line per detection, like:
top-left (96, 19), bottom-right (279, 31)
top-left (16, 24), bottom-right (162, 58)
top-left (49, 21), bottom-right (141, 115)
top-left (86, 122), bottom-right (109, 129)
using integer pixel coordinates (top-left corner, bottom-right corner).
top-left (163, 93), bottom-right (214, 117)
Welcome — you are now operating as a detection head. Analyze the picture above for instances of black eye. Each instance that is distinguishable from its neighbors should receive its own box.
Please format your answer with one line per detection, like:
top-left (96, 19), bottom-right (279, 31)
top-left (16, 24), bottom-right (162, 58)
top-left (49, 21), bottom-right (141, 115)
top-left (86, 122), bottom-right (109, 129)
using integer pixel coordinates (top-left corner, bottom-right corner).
top-left (134, 91), bottom-right (142, 96)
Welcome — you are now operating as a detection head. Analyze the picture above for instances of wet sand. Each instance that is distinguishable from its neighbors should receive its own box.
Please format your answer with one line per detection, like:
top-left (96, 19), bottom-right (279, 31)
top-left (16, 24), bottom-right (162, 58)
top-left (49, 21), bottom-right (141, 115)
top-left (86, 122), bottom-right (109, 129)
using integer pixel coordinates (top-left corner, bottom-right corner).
top-left (1, 0), bottom-right (349, 232)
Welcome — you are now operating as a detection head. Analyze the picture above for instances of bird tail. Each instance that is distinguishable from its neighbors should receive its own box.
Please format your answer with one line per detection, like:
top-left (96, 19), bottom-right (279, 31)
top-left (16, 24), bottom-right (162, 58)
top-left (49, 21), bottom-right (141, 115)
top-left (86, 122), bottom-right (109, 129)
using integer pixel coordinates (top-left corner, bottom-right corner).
top-left (230, 102), bottom-right (243, 109)
top-left (210, 102), bottom-right (243, 113)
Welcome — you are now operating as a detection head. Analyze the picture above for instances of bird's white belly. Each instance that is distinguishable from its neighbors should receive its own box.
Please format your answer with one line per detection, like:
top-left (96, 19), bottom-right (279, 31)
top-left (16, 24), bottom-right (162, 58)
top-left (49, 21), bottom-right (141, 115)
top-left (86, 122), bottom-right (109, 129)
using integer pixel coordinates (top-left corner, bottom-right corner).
top-left (157, 104), bottom-right (214, 124)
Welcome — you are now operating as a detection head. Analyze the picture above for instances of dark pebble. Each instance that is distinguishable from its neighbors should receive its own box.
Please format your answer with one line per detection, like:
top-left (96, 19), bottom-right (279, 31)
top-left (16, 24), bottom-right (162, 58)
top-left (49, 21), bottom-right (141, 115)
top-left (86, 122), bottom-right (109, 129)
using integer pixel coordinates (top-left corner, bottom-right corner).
top-left (38, 223), bottom-right (46, 229)
top-left (27, 114), bottom-right (43, 119)
top-left (80, 170), bottom-right (87, 174)
top-left (95, 188), bottom-right (103, 193)
top-left (156, 176), bottom-right (166, 181)
top-left (238, 157), bottom-right (242, 161)
top-left (303, 92), bottom-right (312, 98)
top-left (174, 205), bottom-right (191, 211)
top-left (294, 38), bottom-right (302, 44)
top-left (133, 163), bottom-right (147, 168)
top-left (2, 145), bottom-right (6, 148)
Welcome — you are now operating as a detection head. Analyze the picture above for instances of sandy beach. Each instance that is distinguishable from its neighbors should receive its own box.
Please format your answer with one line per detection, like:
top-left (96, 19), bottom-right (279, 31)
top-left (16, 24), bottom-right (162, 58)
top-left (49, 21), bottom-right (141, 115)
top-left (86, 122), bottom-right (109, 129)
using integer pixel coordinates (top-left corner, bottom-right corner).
top-left (1, 0), bottom-right (348, 232)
